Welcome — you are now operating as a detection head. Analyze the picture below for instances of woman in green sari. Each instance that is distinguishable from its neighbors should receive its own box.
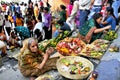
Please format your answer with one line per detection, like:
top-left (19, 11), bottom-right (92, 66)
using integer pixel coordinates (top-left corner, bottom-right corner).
top-left (79, 13), bottom-right (111, 43)
top-left (59, 4), bottom-right (67, 22)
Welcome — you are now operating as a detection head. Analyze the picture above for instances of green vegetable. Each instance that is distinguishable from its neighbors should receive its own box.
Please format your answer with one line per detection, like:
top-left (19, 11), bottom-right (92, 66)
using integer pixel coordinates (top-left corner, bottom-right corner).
top-left (79, 62), bottom-right (83, 66)
top-left (103, 30), bottom-right (118, 41)
top-left (61, 59), bottom-right (70, 66)
top-left (71, 66), bottom-right (77, 71)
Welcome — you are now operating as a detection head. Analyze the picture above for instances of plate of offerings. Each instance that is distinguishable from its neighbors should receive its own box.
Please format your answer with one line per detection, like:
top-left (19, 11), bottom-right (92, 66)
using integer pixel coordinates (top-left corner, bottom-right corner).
top-left (56, 56), bottom-right (94, 79)
top-left (56, 37), bottom-right (86, 56)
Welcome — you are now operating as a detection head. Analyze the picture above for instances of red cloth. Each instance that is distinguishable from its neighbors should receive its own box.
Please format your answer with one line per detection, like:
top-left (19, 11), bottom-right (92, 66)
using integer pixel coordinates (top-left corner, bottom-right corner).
top-left (40, 1), bottom-right (43, 7)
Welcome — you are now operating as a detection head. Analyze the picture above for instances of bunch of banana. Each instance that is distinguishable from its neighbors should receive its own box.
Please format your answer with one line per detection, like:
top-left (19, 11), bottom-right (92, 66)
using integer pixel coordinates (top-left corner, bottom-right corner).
top-left (103, 30), bottom-right (118, 41)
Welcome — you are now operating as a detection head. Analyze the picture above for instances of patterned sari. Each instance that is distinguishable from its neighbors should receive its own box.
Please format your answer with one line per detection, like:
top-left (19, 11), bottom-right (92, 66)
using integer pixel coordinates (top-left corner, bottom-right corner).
top-left (79, 19), bottom-right (102, 43)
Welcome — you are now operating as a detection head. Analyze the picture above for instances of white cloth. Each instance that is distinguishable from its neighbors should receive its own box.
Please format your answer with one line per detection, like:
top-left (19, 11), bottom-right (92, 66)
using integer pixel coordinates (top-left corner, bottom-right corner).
top-left (66, 1), bottom-right (79, 31)
top-left (93, 0), bottom-right (102, 6)
top-left (0, 14), bottom-right (3, 26)
top-left (4, 20), bottom-right (11, 27)
top-left (3, 26), bottom-right (9, 40)
top-left (41, 12), bottom-right (45, 23)
top-left (33, 22), bottom-right (45, 40)
top-left (79, 0), bottom-right (91, 10)
top-left (69, 1), bottom-right (79, 20)
top-left (20, 5), bottom-right (26, 16)
top-left (6, 6), bottom-right (9, 14)
top-left (0, 40), bottom-right (5, 49)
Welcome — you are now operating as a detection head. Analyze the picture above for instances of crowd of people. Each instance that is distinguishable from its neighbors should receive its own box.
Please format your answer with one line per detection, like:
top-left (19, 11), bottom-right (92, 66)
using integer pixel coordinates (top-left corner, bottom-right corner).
top-left (0, 0), bottom-right (120, 80)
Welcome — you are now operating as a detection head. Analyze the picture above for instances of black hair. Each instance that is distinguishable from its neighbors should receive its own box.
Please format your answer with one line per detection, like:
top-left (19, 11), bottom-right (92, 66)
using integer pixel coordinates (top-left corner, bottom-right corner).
top-left (92, 13), bottom-right (102, 21)
top-left (34, 29), bottom-right (42, 42)
top-left (44, 7), bottom-right (49, 12)
top-left (57, 20), bottom-right (64, 26)
top-left (92, 13), bottom-right (102, 28)
top-left (24, 3), bottom-right (27, 6)
top-left (17, 13), bottom-right (21, 18)
top-left (60, 5), bottom-right (66, 10)
top-left (106, 7), bottom-right (115, 17)
top-left (40, 6), bottom-right (44, 11)
top-left (70, 0), bottom-right (75, 5)
top-left (5, 15), bottom-right (8, 19)
top-left (38, 13), bottom-right (42, 21)
top-left (35, 3), bottom-right (38, 7)
top-left (34, 29), bottom-right (41, 36)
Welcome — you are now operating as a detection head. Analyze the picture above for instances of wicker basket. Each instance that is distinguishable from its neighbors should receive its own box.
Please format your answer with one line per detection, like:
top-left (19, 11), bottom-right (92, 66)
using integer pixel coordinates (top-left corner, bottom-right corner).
top-left (56, 56), bottom-right (94, 79)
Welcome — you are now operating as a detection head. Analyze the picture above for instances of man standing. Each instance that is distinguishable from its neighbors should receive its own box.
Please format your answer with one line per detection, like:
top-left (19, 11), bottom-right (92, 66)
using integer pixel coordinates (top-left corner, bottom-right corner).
top-left (0, 12), bottom-right (4, 33)
top-left (112, 0), bottom-right (120, 22)
top-left (79, 0), bottom-right (94, 29)
top-left (88, 0), bottom-right (108, 19)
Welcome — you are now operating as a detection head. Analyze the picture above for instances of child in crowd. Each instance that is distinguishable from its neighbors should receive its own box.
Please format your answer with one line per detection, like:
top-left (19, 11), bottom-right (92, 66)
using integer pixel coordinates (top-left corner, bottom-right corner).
top-left (8, 30), bottom-right (21, 49)
top-left (101, 7), bottom-right (116, 30)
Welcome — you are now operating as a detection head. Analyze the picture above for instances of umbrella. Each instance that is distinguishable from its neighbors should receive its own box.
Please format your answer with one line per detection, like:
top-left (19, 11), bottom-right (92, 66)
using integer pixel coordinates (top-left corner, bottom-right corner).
top-left (14, 26), bottom-right (30, 38)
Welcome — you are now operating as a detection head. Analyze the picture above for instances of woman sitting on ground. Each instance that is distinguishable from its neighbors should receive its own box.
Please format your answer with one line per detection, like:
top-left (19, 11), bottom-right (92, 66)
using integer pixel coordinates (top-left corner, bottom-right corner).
top-left (18, 38), bottom-right (59, 79)
top-left (79, 13), bottom-right (111, 43)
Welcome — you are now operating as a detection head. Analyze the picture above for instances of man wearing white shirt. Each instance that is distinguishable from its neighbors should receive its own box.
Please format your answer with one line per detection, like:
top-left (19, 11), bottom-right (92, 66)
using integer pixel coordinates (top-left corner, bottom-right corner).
top-left (33, 14), bottom-right (45, 40)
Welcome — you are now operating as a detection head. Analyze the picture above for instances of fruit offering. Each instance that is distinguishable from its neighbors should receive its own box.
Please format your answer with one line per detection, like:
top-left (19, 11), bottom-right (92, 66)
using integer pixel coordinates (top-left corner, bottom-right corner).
top-left (103, 30), bottom-right (118, 41)
top-left (38, 40), bottom-right (51, 52)
top-left (56, 56), bottom-right (94, 80)
top-left (80, 39), bottom-right (110, 59)
top-left (56, 37), bottom-right (86, 56)
top-left (91, 39), bottom-right (110, 51)
top-left (38, 31), bottom-right (73, 52)
top-left (81, 44), bottom-right (104, 59)
top-left (109, 46), bottom-right (119, 52)
top-left (61, 59), bottom-right (90, 74)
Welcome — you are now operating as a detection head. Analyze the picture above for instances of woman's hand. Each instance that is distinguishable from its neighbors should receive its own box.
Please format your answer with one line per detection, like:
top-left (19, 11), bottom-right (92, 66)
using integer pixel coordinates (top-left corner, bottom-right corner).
top-left (103, 30), bottom-right (108, 34)
top-left (38, 47), bottom-right (54, 69)
top-left (48, 27), bottom-right (51, 31)
top-left (43, 53), bottom-right (49, 59)
top-left (104, 26), bottom-right (111, 30)
top-left (39, 53), bottom-right (49, 69)
top-left (46, 47), bottom-right (54, 56)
